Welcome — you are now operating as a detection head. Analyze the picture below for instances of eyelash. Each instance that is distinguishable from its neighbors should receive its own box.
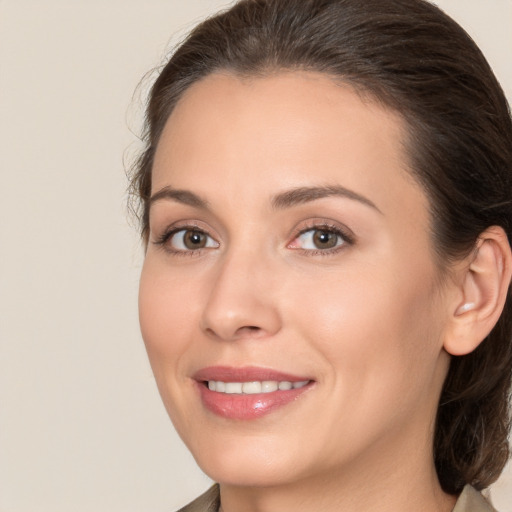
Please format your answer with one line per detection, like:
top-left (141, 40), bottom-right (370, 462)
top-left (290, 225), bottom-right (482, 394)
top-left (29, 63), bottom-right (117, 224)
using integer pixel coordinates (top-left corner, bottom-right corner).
top-left (153, 223), bottom-right (217, 257)
top-left (289, 222), bottom-right (355, 256)
top-left (152, 221), bottom-right (355, 257)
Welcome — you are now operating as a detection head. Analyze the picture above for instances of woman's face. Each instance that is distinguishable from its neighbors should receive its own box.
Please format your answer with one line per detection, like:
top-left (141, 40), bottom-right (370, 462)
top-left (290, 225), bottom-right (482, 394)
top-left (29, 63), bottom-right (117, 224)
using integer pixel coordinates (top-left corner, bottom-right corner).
top-left (139, 72), bottom-right (454, 487)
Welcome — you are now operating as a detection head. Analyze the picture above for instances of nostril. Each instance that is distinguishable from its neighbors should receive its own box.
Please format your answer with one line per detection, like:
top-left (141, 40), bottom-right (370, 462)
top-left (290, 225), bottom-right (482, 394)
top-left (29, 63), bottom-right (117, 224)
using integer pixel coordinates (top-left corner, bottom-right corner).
top-left (234, 325), bottom-right (265, 338)
top-left (204, 324), bottom-right (264, 340)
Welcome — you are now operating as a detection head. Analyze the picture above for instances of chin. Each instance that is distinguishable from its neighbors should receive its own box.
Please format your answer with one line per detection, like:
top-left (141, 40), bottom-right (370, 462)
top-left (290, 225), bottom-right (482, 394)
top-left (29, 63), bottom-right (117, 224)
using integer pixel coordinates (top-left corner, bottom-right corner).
top-left (187, 433), bottom-right (304, 487)
top-left (199, 459), bottom-right (295, 488)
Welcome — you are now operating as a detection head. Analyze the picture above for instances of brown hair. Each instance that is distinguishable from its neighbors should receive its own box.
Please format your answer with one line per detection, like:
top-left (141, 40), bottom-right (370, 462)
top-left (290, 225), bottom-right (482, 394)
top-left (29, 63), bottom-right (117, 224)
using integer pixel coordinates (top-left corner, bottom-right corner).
top-left (129, 0), bottom-right (512, 494)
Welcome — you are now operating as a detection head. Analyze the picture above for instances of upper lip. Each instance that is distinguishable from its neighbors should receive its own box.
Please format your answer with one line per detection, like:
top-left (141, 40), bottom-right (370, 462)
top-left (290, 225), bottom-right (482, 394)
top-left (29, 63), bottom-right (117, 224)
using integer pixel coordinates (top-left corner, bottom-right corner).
top-left (193, 366), bottom-right (312, 383)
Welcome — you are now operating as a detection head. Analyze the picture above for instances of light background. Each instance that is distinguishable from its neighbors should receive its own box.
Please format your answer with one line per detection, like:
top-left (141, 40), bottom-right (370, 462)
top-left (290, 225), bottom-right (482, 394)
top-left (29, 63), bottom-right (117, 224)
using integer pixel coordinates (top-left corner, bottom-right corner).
top-left (0, 1), bottom-right (511, 510)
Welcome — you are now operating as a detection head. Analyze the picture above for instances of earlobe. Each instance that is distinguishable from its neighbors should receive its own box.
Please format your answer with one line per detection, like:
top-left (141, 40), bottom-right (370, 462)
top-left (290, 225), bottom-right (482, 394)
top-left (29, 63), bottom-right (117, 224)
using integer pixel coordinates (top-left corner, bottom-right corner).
top-left (444, 226), bottom-right (512, 356)
top-left (454, 302), bottom-right (476, 315)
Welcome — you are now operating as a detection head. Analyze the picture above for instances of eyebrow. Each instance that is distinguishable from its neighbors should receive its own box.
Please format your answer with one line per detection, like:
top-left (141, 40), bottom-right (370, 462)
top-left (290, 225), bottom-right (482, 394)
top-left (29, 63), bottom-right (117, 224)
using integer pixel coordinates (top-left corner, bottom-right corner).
top-left (149, 186), bottom-right (210, 210)
top-left (271, 185), bottom-right (381, 213)
top-left (149, 184), bottom-right (381, 214)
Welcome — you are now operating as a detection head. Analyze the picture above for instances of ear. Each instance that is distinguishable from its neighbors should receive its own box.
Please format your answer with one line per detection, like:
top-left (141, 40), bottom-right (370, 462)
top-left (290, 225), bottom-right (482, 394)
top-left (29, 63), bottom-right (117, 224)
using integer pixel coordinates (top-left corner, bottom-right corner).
top-left (444, 226), bottom-right (512, 356)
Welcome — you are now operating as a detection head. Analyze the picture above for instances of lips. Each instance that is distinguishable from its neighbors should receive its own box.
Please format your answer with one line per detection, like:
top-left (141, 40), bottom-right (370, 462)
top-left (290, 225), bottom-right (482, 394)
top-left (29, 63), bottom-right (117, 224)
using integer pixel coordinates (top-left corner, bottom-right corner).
top-left (193, 366), bottom-right (314, 420)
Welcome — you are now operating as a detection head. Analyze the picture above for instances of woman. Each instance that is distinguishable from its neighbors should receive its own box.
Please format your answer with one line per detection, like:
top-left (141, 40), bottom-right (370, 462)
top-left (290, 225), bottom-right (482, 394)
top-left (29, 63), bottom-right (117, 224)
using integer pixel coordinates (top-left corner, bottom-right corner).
top-left (130, 0), bottom-right (512, 510)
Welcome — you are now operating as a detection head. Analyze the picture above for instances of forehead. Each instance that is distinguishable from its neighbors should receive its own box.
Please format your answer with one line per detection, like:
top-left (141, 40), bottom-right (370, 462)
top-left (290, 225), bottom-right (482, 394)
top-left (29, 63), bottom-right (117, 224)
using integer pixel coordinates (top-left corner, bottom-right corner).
top-left (152, 71), bottom-right (428, 229)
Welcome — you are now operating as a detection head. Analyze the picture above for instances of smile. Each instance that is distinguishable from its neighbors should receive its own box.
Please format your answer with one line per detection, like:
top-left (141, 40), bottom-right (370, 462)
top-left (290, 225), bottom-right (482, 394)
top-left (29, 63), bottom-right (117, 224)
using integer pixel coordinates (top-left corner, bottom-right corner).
top-left (194, 366), bottom-right (314, 419)
top-left (207, 380), bottom-right (310, 394)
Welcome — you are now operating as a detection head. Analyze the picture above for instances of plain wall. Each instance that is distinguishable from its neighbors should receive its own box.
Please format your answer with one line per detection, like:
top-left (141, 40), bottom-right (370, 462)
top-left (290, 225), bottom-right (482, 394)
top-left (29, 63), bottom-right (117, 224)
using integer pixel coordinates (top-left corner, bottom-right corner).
top-left (1, 1), bottom-right (511, 510)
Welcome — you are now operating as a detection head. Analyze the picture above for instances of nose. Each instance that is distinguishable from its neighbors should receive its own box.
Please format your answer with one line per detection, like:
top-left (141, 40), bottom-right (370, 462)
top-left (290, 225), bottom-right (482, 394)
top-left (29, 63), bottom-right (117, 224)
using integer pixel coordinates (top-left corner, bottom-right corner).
top-left (200, 249), bottom-right (282, 342)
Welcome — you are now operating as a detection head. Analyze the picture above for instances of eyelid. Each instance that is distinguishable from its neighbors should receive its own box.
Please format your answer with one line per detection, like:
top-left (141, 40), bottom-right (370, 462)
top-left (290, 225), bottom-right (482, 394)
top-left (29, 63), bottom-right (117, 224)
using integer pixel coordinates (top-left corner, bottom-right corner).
top-left (287, 219), bottom-right (355, 253)
top-left (151, 220), bottom-right (220, 254)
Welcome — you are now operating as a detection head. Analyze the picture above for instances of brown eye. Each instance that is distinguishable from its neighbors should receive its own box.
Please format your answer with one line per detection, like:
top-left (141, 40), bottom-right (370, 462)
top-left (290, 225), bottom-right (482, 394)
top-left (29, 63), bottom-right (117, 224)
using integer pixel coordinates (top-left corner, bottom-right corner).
top-left (312, 230), bottom-right (339, 249)
top-left (183, 230), bottom-right (207, 249)
top-left (288, 226), bottom-right (348, 252)
top-left (168, 229), bottom-right (219, 252)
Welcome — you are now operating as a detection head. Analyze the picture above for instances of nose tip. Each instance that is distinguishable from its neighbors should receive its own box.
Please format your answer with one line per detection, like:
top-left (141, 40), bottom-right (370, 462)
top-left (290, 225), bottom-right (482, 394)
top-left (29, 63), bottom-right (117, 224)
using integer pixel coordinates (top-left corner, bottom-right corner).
top-left (202, 302), bottom-right (281, 342)
top-left (200, 259), bottom-right (282, 342)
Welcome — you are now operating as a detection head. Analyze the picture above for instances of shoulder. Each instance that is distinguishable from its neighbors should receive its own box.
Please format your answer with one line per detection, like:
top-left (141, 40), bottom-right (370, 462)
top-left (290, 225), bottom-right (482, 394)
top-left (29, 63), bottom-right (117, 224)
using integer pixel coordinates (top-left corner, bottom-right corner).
top-left (453, 485), bottom-right (498, 512)
top-left (176, 484), bottom-right (220, 512)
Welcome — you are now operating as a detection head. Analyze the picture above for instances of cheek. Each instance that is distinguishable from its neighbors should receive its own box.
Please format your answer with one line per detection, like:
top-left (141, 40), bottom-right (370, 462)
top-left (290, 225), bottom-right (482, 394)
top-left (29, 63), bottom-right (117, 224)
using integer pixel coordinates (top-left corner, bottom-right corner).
top-left (289, 260), bottom-right (444, 393)
top-left (138, 260), bottom-right (209, 437)
top-left (138, 260), bottom-right (200, 375)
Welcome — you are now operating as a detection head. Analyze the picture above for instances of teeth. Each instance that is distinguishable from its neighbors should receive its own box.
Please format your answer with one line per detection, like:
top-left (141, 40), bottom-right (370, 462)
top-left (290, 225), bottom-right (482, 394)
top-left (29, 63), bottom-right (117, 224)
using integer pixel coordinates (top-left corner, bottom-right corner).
top-left (207, 380), bottom-right (309, 394)
top-left (225, 382), bottom-right (243, 394)
top-left (262, 380), bottom-right (278, 392)
top-left (242, 381), bottom-right (261, 394)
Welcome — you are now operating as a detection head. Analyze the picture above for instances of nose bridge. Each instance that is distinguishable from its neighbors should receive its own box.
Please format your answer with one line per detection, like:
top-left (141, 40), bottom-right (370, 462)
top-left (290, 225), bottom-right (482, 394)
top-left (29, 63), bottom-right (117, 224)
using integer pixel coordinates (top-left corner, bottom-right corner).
top-left (201, 243), bottom-right (281, 341)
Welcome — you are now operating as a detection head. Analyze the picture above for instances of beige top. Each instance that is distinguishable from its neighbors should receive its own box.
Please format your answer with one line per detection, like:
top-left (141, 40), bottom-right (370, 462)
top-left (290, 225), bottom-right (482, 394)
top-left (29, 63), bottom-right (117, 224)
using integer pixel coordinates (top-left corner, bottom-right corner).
top-left (177, 484), bottom-right (497, 512)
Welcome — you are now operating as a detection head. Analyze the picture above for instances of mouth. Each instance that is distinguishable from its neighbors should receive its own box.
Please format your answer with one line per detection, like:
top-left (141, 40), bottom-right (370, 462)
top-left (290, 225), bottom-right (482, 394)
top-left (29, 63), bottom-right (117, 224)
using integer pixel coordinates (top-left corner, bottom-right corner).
top-left (193, 366), bottom-right (314, 420)
top-left (206, 379), bottom-right (309, 394)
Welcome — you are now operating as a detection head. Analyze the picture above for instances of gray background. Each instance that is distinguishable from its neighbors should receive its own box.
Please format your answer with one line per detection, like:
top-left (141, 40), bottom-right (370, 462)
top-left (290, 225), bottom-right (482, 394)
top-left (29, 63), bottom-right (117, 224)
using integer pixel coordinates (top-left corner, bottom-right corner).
top-left (1, 1), bottom-right (511, 510)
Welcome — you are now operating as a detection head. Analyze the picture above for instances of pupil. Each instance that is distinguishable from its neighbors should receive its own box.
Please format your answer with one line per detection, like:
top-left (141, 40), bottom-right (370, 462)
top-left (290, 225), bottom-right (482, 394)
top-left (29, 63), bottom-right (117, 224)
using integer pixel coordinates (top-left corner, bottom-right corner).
top-left (313, 230), bottom-right (337, 249)
top-left (184, 230), bottom-right (206, 249)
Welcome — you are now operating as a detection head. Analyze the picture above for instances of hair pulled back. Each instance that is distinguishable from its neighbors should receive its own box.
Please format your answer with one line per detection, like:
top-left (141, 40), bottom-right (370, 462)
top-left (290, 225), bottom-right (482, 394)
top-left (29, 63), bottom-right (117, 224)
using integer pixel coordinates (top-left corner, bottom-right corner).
top-left (130, 0), bottom-right (512, 494)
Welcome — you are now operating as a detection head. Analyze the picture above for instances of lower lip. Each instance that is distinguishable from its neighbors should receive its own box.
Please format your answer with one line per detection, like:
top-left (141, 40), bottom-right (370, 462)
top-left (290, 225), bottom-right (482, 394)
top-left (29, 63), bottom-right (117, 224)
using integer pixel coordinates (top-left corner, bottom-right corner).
top-left (196, 382), bottom-right (313, 420)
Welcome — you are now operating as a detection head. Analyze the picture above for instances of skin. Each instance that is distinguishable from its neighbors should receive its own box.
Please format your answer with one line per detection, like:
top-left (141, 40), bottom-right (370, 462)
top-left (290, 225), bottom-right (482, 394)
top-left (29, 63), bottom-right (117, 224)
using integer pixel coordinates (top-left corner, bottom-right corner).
top-left (139, 71), bottom-right (460, 512)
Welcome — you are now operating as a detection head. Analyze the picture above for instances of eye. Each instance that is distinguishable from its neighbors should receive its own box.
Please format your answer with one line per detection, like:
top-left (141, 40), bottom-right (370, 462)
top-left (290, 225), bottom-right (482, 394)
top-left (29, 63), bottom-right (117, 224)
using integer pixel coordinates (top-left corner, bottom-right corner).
top-left (288, 225), bottom-right (351, 252)
top-left (157, 228), bottom-right (219, 253)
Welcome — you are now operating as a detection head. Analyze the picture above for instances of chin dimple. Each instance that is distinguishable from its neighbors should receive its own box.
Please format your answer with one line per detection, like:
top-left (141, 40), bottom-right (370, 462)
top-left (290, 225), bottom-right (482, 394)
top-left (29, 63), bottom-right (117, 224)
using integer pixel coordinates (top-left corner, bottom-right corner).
top-left (207, 380), bottom-right (309, 394)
